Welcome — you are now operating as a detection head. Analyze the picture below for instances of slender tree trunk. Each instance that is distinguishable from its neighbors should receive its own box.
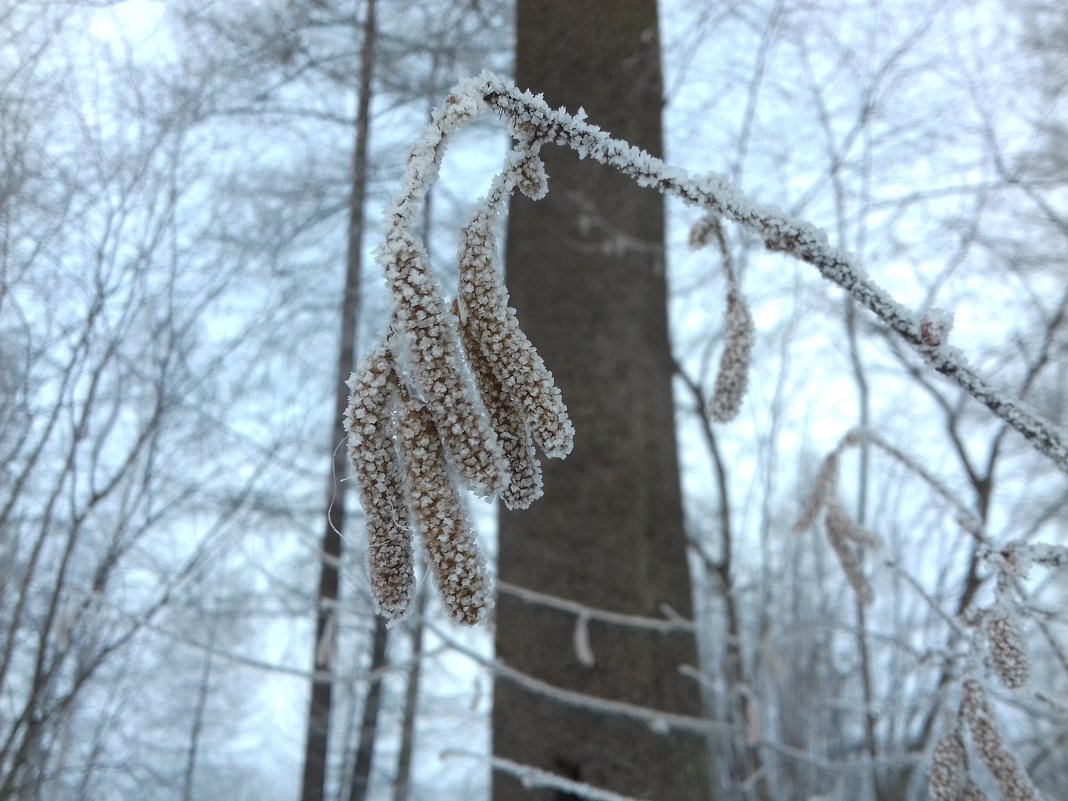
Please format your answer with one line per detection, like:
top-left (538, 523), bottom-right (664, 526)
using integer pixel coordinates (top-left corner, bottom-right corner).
top-left (346, 616), bottom-right (386, 801)
top-left (390, 586), bottom-right (426, 801)
top-left (182, 623), bottom-right (217, 801)
top-left (299, 2), bottom-right (377, 799)
top-left (846, 300), bottom-right (884, 801)
top-left (493, 3), bottom-right (713, 799)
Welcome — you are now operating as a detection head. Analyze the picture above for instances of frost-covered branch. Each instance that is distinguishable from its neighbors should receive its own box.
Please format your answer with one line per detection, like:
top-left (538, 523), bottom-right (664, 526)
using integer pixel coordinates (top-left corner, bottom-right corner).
top-left (497, 580), bottom-right (696, 633)
top-left (475, 73), bottom-right (1068, 473)
top-left (348, 71), bottom-right (1068, 623)
top-left (443, 752), bottom-right (646, 801)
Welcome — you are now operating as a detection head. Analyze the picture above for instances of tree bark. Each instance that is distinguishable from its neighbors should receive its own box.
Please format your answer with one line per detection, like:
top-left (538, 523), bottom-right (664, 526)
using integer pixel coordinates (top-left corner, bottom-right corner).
top-left (299, 1), bottom-right (377, 799)
top-left (391, 586), bottom-right (427, 801)
top-left (493, 2), bottom-right (713, 799)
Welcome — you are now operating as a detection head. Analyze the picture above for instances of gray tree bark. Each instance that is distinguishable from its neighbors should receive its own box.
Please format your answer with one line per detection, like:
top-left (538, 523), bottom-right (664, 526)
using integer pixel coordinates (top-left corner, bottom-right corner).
top-left (493, 2), bottom-right (713, 799)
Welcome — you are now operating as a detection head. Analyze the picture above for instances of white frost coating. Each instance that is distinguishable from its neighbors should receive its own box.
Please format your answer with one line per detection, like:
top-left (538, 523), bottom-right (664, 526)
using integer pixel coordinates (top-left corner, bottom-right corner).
top-left (443, 752), bottom-right (647, 801)
top-left (573, 613), bottom-right (595, 668)
top-left (920, 307), bottom-right (955, 347)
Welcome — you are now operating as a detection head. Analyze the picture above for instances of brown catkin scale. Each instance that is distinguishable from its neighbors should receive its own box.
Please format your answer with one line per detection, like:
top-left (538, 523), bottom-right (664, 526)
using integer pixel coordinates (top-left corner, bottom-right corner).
top-left (457, 216), bottom-right (574, 459)
top-left (345, 344), bottom-right (415, 620)
top-left (961, 679), bottom-right (1038, 801)
top-left (930, 730), bottom-right (967, 801)
top-left (824, 499), bottom-right (875, 606)
top-left (382, 230), bottom-right (506, 497)
top-left (986, 610), bottom-right (1029, 690)
top-left (454, 300), bottom-right (544, 510)
top-left (396, 395), bottom-right (490, 625)
top-left (962, 780), bottom-right (990, 801)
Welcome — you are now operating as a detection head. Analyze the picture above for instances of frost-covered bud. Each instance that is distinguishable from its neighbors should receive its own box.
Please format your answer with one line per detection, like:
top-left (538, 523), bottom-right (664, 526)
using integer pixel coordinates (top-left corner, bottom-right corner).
top-left (708, 287), bottom-right (754, 423)
top-left (382, 231), bottom-right (506, 497)
top-left (345, 344), bottom-right (414, 620)
top-left (794, 453), bottom-right (838, 533)
top-left (986, 610), bottom-right (1029, 690)
top-left (930, 730), bottom-right (967, 801)
top-left (824, 499), bottom-right (875, 606)
top-left (457, 215), bottom-right (574, 459)
top-left (516, 155), bottom-right (548, 200)
top-left (396, 395), bottom-right (490, 625)
top-left (961, 679), bottom-right (1038, 801)
top-left (455, 302), bottom-right (543, 510)
top-left (920, 308), bottom-right (954, 347)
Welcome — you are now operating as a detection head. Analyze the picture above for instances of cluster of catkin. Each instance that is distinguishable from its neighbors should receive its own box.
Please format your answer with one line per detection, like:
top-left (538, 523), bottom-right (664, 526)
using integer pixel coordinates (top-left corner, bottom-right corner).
top-left (792, 448), bottom-right (882, 605)
top-left (345, 142), bottom-right (572, 625)
top-left (930, 679), bottom-right (1039, 801)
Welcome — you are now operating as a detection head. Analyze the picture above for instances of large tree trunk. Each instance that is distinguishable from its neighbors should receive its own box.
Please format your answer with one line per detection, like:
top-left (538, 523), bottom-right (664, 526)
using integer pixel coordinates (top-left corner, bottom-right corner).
top-left (493, 2), bottom-right (713, 799)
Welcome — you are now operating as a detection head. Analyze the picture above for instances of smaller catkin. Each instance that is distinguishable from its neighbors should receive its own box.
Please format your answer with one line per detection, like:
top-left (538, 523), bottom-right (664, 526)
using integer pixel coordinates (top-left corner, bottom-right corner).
top-left (824, 499), bottom-right (875, 606)
top-left (794, 452), bottom-right (838, 533)
top-left (708, 286), bottom-right (754, 423)
top-left (825, 497), bottom-right (883, 550)
top-left (929, 730), bottom-right (967, 801)
top-left (961, 679), bottom-right (1038, 801)
top-left (689, 214), bottom-right (754, 423)
top-left (457, 214), bottom-right (574, 459)
top-left (986, 610), bottom-right (1029, 690)
top-left (382, 229), bottom-right (507, 497)
top-left (396, 394), bottom-right (490, 625)
top-left (345, 344), bottom-right (415, 620)
top-left (454, 300), bottom-right (543, 510)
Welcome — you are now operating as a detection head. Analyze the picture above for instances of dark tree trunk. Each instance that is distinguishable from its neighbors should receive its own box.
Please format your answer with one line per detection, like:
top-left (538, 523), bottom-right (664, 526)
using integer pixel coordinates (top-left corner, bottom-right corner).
top-left (493, 2), bottom-right (713, 799)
